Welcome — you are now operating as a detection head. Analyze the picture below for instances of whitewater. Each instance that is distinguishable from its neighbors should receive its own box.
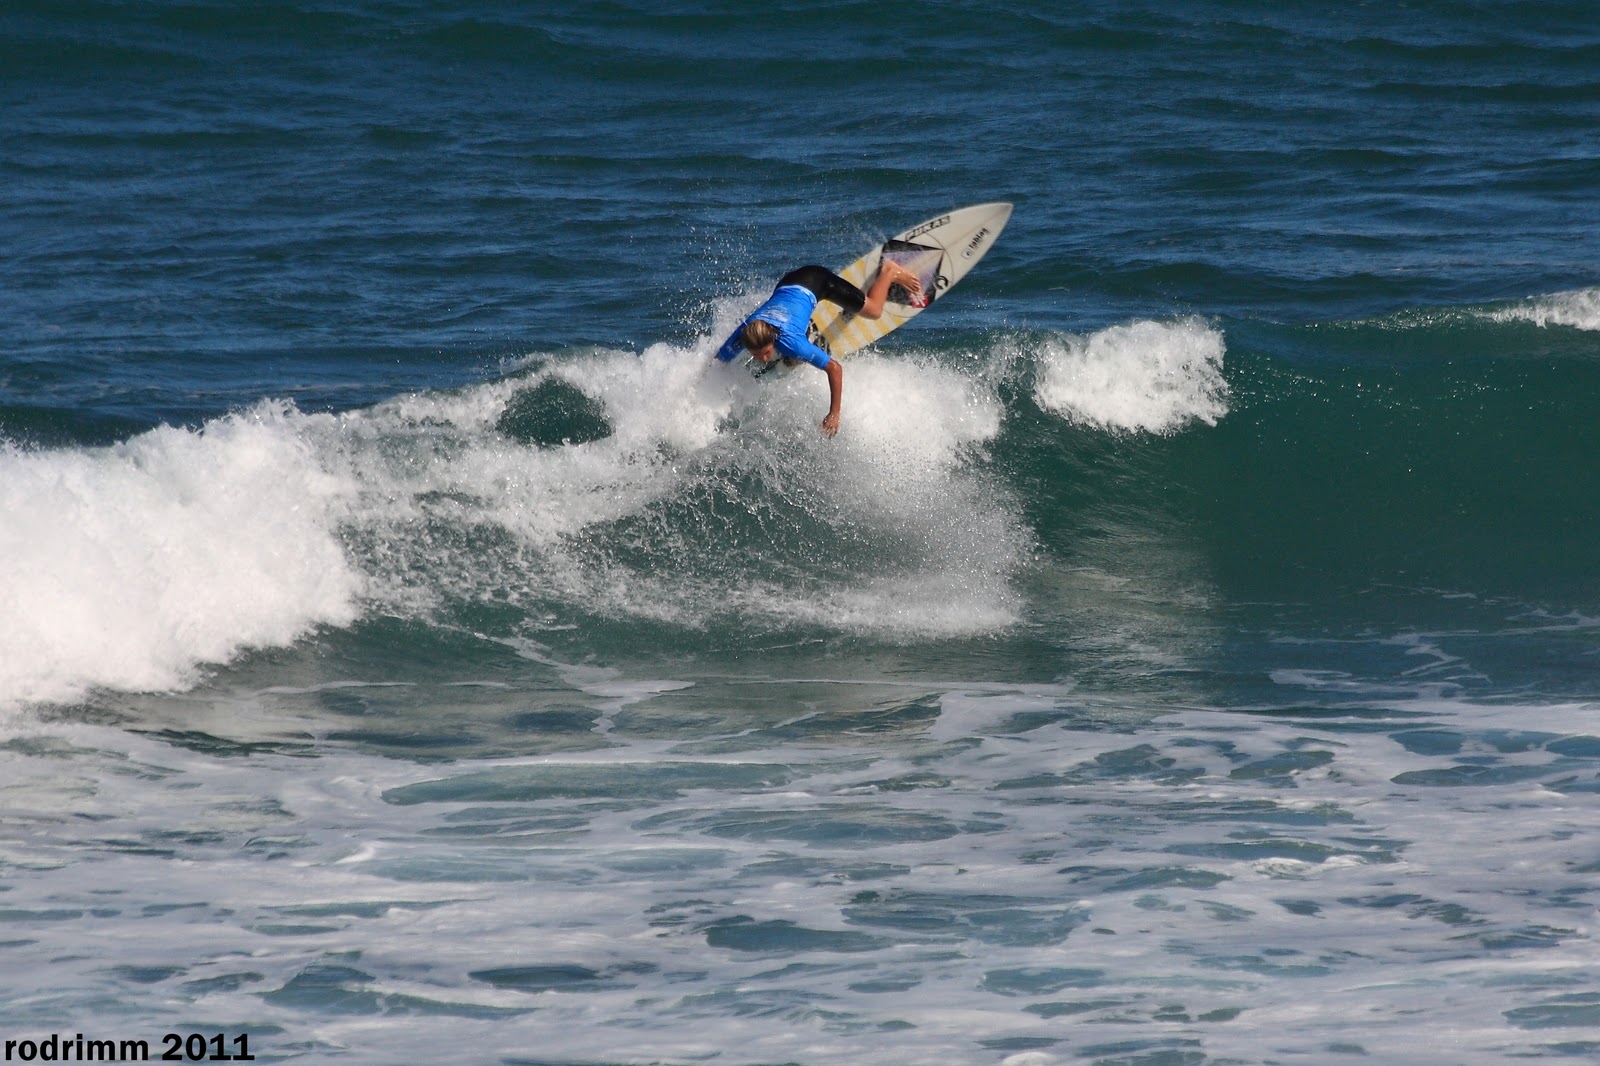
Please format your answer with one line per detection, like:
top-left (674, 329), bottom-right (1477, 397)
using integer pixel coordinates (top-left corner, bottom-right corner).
top-left (1, 317), bottom-right (1232, 713)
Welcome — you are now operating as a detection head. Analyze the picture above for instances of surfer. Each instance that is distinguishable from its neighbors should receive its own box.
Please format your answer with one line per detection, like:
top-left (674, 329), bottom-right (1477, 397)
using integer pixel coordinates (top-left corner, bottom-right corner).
top-left (715, 261), bottom-right (923, 437)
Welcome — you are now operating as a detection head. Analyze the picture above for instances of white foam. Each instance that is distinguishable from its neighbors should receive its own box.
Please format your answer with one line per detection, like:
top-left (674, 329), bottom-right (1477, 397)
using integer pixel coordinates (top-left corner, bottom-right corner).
top-left (724, 352), bottom-right (1024, 635)
top-left (1488, 287), bottom-right (1600, 331)
top-left (0, 402), bottom-right (362, 710)
top-left (333, 343), bottom-right (1026, 640)
top-left (1033, 317), bottom-right (1230, 434)
top-left (6, 657), bottom-right (1600, 1063)
top-left (2, 334), bottom-right (1031, 707)
top-left (340, 343), bottom-right (736, 549)
top-left (725, 569), bottom-right (1020, 640)
top-left (833, 352), bottom-right (1004, 472)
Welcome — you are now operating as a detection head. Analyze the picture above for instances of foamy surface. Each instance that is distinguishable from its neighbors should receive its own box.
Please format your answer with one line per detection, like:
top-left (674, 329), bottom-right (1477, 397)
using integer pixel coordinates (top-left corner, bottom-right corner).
top-left (1033, 318), bottom-right (1229, 435)
top-left (1489, 288), bottom-right (1600, 332)
top-left (4, 660), bottom-right (1600, 1064)
top-left (3, 327), bottom-right (1053, 710)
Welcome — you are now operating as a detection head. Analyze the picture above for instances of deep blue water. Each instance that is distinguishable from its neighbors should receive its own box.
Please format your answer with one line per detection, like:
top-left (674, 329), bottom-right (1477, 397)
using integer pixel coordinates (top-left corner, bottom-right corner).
top-left (4, 3), bottom-right (1600, 1063)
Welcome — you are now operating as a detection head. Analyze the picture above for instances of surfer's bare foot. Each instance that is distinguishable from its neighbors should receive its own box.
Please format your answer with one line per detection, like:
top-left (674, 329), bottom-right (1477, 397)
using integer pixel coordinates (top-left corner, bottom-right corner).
top-left (887, 261), bottom-right (922, 297)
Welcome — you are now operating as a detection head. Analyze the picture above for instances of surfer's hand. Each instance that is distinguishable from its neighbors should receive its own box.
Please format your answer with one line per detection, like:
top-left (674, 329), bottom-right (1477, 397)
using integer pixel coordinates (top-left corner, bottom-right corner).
top-left (819, 412), bottom-right (840, 438)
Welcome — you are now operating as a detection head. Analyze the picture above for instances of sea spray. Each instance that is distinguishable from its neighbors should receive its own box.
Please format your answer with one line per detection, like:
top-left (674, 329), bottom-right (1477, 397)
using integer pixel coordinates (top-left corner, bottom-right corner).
top-left (1033, 317), bottom-right (1229, 434)
top-left (336, 344), bottom-right (1027, 641)
top-left (1488, 287), bottom-right (1600, 332)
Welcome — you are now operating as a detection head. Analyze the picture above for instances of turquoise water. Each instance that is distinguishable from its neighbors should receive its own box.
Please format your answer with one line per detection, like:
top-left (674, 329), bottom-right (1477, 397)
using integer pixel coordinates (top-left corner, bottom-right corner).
top-left (5, 3), bottom-right (1600, 1062)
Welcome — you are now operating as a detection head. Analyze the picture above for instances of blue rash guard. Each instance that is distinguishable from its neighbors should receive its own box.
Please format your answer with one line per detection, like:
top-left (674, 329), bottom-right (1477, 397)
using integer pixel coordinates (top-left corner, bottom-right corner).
top-left (715, 266), bottom-right (866, 369)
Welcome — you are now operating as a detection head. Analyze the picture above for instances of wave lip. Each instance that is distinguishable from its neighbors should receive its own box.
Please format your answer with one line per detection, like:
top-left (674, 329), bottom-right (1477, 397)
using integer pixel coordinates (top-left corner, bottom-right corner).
top-left (1487, 287), bottom-right (1600, 332)
top-left (0, 403), bottom-right (362, 711)
top-left (1033, 317), bottom-right (1229, 434)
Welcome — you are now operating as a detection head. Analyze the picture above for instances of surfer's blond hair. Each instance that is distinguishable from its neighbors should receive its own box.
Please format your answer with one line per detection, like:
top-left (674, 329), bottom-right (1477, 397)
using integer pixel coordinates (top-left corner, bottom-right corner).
top-left (740, 319), bottom-right (778, 351)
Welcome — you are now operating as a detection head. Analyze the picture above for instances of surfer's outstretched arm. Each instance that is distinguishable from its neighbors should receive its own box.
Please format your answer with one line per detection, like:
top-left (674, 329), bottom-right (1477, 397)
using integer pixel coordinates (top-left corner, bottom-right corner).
top-left (859, 261), bottom-right (922, 319)
top-left (819, 359), bottom-right (844, 438)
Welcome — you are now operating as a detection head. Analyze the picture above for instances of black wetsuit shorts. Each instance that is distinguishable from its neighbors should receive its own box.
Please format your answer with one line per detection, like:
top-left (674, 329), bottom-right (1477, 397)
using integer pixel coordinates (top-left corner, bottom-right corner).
top-left (776, 265), bottom-right (866, 315)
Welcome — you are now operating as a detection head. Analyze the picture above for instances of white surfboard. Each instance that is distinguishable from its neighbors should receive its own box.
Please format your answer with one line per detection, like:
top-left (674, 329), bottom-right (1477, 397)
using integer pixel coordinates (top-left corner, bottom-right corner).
top-left (811, 201), bottom-right (1013, 358)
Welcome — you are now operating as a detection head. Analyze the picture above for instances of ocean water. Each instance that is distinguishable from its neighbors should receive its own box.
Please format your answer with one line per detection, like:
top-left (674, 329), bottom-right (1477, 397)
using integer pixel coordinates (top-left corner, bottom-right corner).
top-left (5, 2), bottom-right (1600, 1062)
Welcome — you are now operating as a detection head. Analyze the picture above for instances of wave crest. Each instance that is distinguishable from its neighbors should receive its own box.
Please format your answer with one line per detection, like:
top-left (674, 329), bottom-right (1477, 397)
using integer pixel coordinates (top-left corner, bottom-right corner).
top-left (1488, 288), bottom-right (1600, 332)
top-left (1033, 317), bottom-right (1229, 434)
top-left (0, 403), bottom-right (362, 710)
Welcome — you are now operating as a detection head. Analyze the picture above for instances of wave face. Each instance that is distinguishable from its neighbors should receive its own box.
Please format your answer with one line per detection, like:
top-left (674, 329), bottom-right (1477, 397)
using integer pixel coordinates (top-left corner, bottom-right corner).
top-left (1196, 301), bottom-right (1600, 607)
